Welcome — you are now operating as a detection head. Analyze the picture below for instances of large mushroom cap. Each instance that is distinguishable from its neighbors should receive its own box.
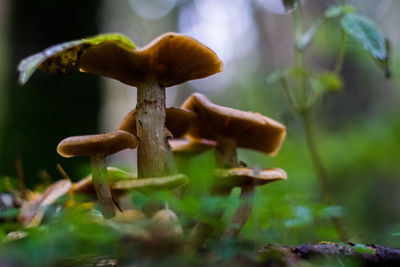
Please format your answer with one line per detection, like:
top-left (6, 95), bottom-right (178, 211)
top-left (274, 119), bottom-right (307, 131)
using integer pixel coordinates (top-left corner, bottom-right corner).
top-left (118, 107), bottom-right (197, 138)
top-left (79, 32), bottom-right (223, 87)
top-left (57, 130), bottom-right (138, 158)
top-left (182, 93), bottom-right (286, 155)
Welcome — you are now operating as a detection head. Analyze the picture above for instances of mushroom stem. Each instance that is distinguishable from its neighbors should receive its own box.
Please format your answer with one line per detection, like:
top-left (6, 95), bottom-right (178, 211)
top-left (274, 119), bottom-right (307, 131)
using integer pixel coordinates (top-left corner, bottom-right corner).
top-left (90, 154), bottom-right (116, 218)
top-left (187, 223), bottom-right (214, 250)
top-left (215, 136), bottom-right (238, 168)
top-left (136, 81), bottom-right (168, 178)
top-left (223, 185), bottom-right (255, 239)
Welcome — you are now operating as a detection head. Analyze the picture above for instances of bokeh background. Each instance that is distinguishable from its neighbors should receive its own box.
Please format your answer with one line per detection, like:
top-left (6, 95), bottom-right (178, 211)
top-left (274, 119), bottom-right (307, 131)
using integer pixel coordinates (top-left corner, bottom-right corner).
top-left (1, 0), bottom-right (400, 248)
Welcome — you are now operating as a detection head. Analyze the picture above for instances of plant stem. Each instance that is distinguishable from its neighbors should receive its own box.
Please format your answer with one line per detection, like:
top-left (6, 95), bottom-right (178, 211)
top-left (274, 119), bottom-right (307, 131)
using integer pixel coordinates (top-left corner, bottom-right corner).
top-left (292, 1), bottom-right (347, 241)
top-left (223, 185), bottom-right (255, 239)
top-left (90, 154), bottom-right (115, 219)
top-left (136, 81), bottom-right (167, 178)
top-left (334, 29), bottom-right (347, 75)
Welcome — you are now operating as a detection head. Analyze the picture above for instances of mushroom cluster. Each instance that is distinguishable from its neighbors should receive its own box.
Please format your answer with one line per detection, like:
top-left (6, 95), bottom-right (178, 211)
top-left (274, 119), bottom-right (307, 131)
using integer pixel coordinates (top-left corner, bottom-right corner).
top-left (17, 32), bottom-right (287, 250)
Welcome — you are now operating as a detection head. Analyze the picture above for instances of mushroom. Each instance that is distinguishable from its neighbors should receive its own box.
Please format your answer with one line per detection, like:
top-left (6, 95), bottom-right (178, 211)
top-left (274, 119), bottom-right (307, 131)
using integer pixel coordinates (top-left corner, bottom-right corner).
top-left (213, 168), bottom-right (287, 239)
top-left (79, 33), bottom-right (222, 178)
top-left (182, 93), bottom-right (287, 248)
top-left (182, 93), bottom-right (286, 168)
top-left (57, 130), bottom-right (138, 219)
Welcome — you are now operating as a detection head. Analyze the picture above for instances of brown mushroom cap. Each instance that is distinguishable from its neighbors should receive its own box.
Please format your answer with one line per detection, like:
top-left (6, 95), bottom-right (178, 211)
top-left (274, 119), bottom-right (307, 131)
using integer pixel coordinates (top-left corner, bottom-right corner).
top-left (79, 32), bottom-right (223, 87)
top-left (113, 209), bottom-right (147, 223)
top-left (118, 107), bottom-right (197, 138)
top-left (57, 130), bottom-right (138, 158)
top-left (169, 138), bottom-right (216, 154)
top-left (213, 168), bottom-right (287, 188)
top-left (182, 93), bottom-right (286, 155)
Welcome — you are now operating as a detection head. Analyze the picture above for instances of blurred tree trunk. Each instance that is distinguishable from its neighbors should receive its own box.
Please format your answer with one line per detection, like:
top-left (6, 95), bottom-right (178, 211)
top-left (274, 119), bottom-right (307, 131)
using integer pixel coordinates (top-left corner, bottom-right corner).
top-left (0, 0), bottom-right (102, 186)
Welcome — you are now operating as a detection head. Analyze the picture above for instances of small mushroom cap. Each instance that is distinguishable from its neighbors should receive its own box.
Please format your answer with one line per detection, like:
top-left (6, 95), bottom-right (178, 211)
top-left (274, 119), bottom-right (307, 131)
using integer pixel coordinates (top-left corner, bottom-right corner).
top-left (151, 208), bottom-right (183, 236)
top-left (112, 174), bottom-right (189, 192)
top-left (79, 32), bottom-right (223, 87)
top-left (182, 93), bottom-right (286, 155)
top-left (113, 209), bottom-right (147, 223)
top-left (119, 107), bottom-right (197, 138)
top-left (152, 208), bottom-right (179, 222)
top-left (213, 167), bottom-right (287, 188)
top-left (57, 130), bottom-right (138, 158)
top-left (169, 138), bottom-right (216, 154)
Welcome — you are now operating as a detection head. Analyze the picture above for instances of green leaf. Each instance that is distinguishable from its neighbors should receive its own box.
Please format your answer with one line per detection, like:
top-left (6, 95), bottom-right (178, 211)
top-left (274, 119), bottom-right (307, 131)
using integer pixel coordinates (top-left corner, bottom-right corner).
top-left (353, 244), bottom-right (376, 254)
top-left (325, 5), bottom-right (354, 18)
top-left (374, 38), bottom-right (391, 78)
top-left (324, 5), bottom-right (343, 18)
top-left (308, 72), bottom-right (342, 107)
top-left (317, 72), bottom-right (342, 92)
top-left (341, 13), bottom-right (387, 60)
top-left (83, 33), bottom-right (135, 49)
top-left (17, 33), bottom-right (135, 85)
top-left (266, 71), bottom-right (283, 85)
top-left (297, 19), bottom-right (322, 51)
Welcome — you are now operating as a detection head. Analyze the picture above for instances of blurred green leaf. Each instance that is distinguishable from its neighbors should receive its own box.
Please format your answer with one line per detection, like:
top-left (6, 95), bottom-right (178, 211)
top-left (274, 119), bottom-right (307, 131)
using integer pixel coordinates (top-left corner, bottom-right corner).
top-left (353, 244), bottom-right (376, 254)
top-left (374, 38), bottom-right (391, 78)
top-left (318, 72), bottom-right (342, 92)
top-left (266, 71), bottom-right (283, 85)
top-left (83, 33), bottom-right (135, 48)
top-left (288, 67), bottom-right (309, 78)
top-left (297, 19), bottom-right (322, 51)
top-left (325, 6), bottom-right (342, 18)
top-left (324, 5), bottom-right (354, 18)
top-left (130, 191), bottom-right (149, 209)
top-left (341, 13), bottom-right (387, 60)
top-left (0, 177), bottom-right (17, 192)
top-left (317, 206), bottom-right (344, 219)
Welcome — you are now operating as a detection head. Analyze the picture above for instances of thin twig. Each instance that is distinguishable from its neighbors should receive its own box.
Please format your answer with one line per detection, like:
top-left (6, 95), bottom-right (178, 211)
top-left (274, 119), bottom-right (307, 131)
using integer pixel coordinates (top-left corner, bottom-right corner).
top-left (15, 155), bottom-right (27, 200)
top-left (56, 163), bottom-right (71, 180)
